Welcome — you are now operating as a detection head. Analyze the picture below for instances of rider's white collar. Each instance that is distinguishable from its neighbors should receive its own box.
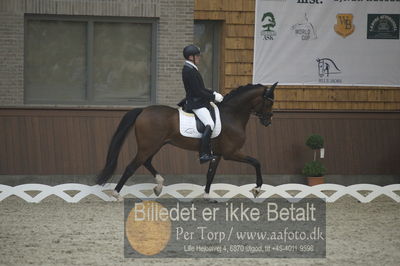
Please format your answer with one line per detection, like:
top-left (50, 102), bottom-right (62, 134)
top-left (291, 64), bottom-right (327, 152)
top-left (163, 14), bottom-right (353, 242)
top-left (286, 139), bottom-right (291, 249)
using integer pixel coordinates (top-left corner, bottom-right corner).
top-left (185, 60), bottom-right (198, 70)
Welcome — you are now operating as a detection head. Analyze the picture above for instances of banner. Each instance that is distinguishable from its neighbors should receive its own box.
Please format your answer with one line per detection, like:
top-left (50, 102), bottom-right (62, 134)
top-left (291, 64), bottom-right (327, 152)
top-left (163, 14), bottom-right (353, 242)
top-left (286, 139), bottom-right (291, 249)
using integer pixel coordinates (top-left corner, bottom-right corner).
top-left (253, 0), bottom-right (400, 86)
top-left (124, 198), bottom-right (326, 258)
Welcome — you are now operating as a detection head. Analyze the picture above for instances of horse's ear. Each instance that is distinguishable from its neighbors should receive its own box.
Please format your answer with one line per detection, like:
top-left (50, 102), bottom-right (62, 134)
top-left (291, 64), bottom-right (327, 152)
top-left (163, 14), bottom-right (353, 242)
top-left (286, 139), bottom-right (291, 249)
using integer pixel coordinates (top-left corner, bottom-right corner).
top-left (269, 82), bottom-right (278, 92)
top-left (265, 82), bottom-right (278, 99)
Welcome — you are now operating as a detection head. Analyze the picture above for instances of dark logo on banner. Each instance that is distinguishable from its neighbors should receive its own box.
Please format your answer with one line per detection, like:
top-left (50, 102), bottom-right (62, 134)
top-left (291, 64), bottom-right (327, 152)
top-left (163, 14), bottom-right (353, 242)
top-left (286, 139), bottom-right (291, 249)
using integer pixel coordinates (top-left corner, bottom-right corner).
top-left (291, 13), bottom-right (317, 40)
top-left (296, 0), bottom-right (323, 4)
top-left (261, 12), bottom-right (277, 40)
top-left (367, 14), bottom-right (399, 39)
top-left (334, 14), bottom-right (355, 38)
top-left (317, 58), bottom-right (342, 84)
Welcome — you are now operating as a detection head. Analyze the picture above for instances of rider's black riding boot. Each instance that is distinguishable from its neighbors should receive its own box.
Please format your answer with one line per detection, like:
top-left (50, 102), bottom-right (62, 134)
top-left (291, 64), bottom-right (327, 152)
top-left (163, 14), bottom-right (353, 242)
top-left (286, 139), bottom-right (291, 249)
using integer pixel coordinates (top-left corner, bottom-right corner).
top-left (199, 125), bottom-right (217, 164)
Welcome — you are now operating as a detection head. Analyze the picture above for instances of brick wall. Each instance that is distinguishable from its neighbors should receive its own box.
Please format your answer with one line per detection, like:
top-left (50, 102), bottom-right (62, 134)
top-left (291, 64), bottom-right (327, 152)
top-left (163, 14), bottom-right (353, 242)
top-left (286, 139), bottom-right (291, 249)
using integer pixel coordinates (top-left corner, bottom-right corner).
top-left (0, 13), bottom-right (24, 105)
top-left (0, 0), bottom-right (193, 106)
top-left (157, 0), bottom-right (194, 105)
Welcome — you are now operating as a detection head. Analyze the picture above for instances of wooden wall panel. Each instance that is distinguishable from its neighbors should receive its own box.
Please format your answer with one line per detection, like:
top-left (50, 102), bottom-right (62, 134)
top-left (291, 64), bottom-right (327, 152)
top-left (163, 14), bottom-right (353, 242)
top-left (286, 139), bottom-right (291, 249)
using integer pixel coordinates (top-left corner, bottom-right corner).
top-left (226, 25), bottom-right (254, 37)
top-left (1, 108), bottom-right (399, 176)
top-left (194, 0), bottom-right (400, 111)
top-left (195, 0), bottom-right (255, 95)
top-left (225, 50), bottom-right (253, 63)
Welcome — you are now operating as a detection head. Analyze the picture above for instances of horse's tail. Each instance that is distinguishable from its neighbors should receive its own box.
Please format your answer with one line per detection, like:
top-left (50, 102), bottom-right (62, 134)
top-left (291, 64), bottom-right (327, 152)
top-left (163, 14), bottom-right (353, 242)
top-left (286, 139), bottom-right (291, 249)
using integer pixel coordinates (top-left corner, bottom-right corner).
top-left (96, 108), bottom-right (143, 185)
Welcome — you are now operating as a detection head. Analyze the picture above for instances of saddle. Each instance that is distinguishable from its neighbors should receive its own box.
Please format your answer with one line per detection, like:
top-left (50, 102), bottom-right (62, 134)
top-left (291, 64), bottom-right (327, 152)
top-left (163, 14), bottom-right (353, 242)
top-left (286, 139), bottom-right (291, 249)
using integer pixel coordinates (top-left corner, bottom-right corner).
top-left (178, 101), bottom-right (215, 133)
top-left (177, 100), bottom-right (221, 139)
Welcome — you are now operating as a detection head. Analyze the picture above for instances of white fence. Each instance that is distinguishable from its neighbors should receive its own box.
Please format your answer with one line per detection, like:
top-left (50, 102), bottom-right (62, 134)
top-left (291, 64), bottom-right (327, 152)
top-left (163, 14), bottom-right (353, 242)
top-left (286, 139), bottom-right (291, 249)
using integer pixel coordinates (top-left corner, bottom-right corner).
top-left (0, 183), bottom-right (399, 203)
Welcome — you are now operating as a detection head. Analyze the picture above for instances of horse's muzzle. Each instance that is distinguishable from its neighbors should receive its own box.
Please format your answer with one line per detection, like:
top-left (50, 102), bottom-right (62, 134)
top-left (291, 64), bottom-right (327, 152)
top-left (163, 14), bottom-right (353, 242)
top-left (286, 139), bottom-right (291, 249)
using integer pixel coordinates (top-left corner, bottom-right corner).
top-left (264, 121), bottom-right (272, 127)
top-left (260, 118), bottom-right (272, 127)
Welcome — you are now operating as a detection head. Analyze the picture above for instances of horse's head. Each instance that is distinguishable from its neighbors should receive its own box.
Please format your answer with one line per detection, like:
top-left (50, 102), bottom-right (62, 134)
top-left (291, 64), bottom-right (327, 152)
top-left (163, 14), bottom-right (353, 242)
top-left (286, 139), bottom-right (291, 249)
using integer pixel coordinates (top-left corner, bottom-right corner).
top-left (252, 82), bottom-right (278, 127)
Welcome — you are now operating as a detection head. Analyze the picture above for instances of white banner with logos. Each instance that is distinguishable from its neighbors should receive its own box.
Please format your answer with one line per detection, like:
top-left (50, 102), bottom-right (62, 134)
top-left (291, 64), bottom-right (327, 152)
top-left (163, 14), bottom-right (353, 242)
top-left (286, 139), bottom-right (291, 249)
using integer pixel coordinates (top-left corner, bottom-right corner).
top-left (253, 0), bottom-right (400, 86)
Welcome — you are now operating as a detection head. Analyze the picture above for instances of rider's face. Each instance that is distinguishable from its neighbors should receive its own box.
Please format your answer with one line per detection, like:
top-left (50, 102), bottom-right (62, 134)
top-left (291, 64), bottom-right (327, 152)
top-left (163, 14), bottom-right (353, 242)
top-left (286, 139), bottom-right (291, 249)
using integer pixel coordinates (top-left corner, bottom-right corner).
top-left (194, 55), bottom-right (200, 64)
top-left (189, 55), bottom-right (200, 65)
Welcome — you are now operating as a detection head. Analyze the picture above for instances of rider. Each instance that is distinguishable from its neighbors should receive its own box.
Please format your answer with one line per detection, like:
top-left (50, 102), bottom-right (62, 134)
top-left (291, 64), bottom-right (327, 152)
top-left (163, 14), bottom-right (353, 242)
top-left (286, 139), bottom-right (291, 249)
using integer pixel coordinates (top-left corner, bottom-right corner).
top-left (181, 45), bottom-right (224, 164)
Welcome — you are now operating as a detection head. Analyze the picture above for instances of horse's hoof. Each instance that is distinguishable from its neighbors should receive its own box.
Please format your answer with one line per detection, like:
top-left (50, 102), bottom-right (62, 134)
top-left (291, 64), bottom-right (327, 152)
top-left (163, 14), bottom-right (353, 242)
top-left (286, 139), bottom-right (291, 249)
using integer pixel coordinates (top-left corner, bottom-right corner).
top-left (251, 187), bottom-right (261, 198)
top-left (204, 198), bottom-right (218, 203)
top-left (203, 193), bottom-right (218, 203)
top-left (111, 190), bottom-right (124, 202)
top-left (153, 185), bottom-right (162, 197)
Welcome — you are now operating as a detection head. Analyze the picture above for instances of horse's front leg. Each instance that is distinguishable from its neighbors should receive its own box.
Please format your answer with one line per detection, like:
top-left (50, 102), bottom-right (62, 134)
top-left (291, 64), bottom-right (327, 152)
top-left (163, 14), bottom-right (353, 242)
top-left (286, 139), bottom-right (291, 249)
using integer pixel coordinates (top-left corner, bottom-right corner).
top-left (204, 155), bottom-right (221, 202)
top-left (224, 152), bottom-right (263, 198)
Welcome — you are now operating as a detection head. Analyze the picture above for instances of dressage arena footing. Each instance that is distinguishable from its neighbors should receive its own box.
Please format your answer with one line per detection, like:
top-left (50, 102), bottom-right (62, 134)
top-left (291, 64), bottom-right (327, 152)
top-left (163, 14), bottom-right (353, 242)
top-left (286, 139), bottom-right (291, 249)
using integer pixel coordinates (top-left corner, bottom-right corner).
top-left (0, 191), bottom-right (399, 265)
top-left (0, 175), bottom-right (399, 265)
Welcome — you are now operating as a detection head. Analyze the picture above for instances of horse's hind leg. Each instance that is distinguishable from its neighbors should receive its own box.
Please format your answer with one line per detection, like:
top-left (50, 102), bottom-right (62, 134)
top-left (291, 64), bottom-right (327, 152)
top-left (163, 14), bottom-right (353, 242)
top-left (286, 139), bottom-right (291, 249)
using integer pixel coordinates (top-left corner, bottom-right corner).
top-left (113, 142), bottom-right (164, 200)
top-left (144, 156), bottom-right (165, 196)
top-left (110, 157), bottom-right (141, 200)
top-left (114, 156), bottom-right (143, 194)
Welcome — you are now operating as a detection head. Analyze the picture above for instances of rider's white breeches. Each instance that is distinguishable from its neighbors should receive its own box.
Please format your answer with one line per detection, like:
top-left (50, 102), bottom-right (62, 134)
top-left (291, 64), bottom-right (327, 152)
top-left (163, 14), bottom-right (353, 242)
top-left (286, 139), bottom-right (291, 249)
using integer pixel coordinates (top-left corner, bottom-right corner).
top-left (192, 107), bottom-right (215, 130)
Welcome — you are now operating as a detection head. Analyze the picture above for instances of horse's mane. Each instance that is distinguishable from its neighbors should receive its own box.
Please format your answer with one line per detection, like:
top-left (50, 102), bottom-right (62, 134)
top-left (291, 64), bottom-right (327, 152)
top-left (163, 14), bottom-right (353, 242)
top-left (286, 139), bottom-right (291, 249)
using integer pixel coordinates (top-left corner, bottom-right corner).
top-left (220, 83), bottom-right (262, 104)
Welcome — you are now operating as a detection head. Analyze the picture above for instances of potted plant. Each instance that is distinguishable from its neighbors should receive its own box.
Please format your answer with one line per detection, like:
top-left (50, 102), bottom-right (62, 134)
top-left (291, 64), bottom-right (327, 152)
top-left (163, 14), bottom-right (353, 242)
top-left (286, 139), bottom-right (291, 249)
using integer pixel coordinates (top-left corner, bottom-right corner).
top-left (302, 161), bottom-right (326, 186)
top-left (302, 134), bottom-right (326, 186)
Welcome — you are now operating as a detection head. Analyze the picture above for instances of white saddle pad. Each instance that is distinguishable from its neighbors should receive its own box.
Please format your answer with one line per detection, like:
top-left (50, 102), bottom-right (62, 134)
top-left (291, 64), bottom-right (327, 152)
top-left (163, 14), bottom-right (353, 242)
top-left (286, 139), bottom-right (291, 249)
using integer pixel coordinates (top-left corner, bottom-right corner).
top-left (178, 102), bottom-right (222, 139)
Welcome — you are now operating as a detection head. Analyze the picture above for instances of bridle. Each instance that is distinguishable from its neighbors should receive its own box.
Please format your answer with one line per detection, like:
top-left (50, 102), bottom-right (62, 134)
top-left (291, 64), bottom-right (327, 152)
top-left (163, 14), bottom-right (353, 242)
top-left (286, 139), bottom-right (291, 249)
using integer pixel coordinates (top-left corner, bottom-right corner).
top-left (253, 85), bottom-right (275, 127)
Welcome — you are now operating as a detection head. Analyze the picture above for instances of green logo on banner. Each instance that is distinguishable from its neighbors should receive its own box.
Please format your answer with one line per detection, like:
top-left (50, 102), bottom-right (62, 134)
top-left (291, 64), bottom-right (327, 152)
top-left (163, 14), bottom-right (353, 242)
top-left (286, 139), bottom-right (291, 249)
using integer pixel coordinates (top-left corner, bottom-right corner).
top-left (261, 12), bottom-right (277, 40)
top-left (367, 14), bottom-right (399, 39)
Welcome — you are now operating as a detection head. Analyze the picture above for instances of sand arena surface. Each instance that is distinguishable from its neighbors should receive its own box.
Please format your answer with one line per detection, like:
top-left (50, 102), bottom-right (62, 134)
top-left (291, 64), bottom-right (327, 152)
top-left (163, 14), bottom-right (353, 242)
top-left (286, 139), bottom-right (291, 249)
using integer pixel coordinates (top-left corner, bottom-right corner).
top-left (0, 195), bottom-right (399, 266)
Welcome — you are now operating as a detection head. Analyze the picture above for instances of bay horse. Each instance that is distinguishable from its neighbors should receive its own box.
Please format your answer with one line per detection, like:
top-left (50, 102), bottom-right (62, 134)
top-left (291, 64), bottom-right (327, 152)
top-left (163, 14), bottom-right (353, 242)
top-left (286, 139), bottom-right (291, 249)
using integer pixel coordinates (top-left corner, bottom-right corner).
top-left (97, 82), bottom-right (277, 200)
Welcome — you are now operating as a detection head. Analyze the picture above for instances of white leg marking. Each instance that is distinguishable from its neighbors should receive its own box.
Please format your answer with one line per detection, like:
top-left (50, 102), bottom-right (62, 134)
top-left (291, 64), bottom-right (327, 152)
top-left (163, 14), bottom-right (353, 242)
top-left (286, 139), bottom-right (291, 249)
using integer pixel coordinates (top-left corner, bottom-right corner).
top-left (153, 174), bottom-right (164, 196)
top-left (155, 174), bottom-right (165, 185)
top-left (111, 190), bottom-right (123, 202)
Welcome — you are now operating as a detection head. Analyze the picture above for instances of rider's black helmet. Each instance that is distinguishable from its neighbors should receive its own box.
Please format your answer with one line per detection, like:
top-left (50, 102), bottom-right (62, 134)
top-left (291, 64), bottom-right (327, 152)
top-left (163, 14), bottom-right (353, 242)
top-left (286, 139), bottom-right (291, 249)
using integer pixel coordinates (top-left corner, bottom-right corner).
top-left (183, 45), bottom-right (200, 60)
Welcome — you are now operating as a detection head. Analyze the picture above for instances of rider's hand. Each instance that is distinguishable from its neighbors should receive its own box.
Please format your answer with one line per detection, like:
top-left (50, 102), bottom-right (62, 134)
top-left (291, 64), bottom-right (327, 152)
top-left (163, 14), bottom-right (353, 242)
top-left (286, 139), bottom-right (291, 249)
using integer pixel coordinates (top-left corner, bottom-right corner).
top-left (213, 92), bottom-right (224, 103)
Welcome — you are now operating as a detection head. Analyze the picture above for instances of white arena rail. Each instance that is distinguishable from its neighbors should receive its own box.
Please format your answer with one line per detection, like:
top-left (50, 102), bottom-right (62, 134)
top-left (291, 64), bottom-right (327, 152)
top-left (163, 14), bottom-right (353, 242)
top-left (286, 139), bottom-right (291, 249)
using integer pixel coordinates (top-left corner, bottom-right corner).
top-left (0, 183), bottom-right (399, 203)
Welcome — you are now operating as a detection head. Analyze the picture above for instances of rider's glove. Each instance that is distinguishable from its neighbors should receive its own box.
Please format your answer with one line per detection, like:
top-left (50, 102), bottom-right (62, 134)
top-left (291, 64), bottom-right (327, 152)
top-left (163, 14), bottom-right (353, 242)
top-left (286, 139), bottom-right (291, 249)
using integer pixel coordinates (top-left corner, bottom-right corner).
top-left (213, 92), bottom-right (224, 103)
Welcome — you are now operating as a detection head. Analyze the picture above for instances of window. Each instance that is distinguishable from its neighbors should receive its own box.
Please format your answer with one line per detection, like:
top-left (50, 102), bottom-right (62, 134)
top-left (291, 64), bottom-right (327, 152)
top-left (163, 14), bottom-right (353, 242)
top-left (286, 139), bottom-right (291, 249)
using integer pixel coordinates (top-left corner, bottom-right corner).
top-left (24, 16), bottom-right (156, 105)
top-left (194, 20), bottom-right (221, 91)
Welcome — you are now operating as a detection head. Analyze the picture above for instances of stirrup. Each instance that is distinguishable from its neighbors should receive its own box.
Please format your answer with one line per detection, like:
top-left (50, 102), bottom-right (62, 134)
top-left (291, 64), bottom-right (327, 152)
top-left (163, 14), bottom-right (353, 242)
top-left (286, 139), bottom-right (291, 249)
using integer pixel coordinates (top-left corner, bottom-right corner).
top-left (199, 153), bottom-right (217, 164)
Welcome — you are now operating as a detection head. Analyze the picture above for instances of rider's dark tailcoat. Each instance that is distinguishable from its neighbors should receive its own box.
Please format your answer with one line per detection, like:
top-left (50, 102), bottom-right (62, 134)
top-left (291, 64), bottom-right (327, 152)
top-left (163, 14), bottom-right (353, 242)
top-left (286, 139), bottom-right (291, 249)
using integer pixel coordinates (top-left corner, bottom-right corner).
top-left (181, 62), bottom-right (215, 111)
